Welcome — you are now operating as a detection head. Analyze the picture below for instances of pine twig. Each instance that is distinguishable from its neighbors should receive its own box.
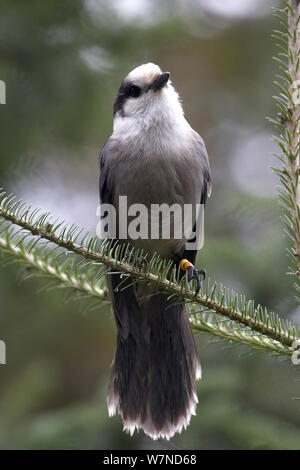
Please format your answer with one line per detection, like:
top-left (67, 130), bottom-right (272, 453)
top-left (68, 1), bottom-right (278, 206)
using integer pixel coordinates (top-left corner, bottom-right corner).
top-left (0, 227), bottom-right (109, 301)
top-left (271, 2), bottom-right (300, 302)
top-left (0, 191), bottom-right (298, 354)
top-left (0, 219), bottom-right (294, 356)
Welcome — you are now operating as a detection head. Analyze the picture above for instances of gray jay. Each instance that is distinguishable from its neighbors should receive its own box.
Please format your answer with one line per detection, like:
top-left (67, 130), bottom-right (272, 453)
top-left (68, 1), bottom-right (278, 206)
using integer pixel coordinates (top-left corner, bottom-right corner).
top-left (99, 63), bottom-right (211, 440)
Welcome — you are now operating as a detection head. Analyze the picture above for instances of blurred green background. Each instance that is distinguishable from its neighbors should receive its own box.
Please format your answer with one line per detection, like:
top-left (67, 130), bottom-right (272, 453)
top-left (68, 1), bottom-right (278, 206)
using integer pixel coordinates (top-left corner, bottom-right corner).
top-left (0, 0), bottom-right (300, 450)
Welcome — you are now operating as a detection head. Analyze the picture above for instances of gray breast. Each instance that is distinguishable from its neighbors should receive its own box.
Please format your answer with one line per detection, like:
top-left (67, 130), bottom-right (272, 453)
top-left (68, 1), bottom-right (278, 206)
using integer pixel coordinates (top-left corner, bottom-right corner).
top-left (105, 134), bottom-right (205, 256)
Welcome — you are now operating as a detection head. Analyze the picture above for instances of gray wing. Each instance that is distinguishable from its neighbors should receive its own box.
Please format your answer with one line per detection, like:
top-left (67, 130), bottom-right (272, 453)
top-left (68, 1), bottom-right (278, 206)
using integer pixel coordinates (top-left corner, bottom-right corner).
top-left (201, 166), bottom-right (211, 205)
top-left (180, 132), bottom-right (211, 263)
top-left (195, 132), bottom-right (211, 206)
top-left (99, 139), bottom-right (132, 337)
top-left (99, 139), bottom-right (114, 206)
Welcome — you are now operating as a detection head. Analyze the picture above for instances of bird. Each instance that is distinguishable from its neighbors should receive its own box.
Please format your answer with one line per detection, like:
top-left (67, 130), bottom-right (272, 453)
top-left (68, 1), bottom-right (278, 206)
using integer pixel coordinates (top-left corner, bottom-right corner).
top-left (99, 62), bottom-right (211, 440)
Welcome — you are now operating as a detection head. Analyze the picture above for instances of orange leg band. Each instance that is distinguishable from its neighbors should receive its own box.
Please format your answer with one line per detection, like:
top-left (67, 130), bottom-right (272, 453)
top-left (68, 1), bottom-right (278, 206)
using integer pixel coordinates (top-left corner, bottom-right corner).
top-left (179, 259), bottom-right (193, 271)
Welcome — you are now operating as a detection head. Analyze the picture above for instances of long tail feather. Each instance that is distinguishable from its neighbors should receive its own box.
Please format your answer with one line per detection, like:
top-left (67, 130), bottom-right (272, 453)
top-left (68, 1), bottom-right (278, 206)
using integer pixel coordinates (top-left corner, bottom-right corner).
top-left (107, 275), bottom-right (200, 440)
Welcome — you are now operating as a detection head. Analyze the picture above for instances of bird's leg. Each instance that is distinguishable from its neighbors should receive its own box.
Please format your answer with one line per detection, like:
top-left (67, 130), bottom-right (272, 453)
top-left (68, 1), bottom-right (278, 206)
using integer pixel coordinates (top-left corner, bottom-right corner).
top-left (179, 259), bottom-right (206, 296)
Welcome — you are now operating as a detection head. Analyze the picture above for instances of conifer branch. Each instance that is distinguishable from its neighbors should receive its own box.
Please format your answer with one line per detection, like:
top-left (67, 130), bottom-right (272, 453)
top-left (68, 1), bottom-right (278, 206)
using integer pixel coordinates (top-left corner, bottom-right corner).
top-left (190, 311), bottom-right (293, 355)
top-left (0, 190), bottom-right (298, 356)
top-left (271, 2), bottom-right (300, 302)
top-left (0, 232), bottom-right (109, 301)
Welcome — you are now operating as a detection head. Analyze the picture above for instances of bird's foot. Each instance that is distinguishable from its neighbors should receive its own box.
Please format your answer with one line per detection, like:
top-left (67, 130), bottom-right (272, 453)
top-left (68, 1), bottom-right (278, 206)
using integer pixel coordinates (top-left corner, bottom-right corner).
top-left (179, 259), bottom-right (206, 296)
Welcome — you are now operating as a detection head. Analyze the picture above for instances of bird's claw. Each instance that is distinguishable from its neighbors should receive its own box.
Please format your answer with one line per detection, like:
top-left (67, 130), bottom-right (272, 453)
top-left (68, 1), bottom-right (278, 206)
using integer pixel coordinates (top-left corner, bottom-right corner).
top-left (187, 266), bottom-right (206, 296)
top-left (179, 259), bottom-right (206, 296)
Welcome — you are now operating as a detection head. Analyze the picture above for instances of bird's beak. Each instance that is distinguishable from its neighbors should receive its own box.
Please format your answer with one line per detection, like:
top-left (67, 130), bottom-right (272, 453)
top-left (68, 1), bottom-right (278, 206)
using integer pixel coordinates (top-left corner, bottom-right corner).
top-left (150, 72), bottom-right (170, 92)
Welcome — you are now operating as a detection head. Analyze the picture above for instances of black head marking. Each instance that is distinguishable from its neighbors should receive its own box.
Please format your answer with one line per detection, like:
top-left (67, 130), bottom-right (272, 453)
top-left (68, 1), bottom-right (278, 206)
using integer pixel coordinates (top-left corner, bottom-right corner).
top-left (113, 79), bottom-right (142, 116)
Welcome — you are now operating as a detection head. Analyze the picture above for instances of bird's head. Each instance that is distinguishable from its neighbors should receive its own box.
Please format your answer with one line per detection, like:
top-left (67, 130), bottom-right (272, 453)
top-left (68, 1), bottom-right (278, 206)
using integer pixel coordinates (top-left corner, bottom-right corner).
top-left (113, 63), bottom-right (183, 122)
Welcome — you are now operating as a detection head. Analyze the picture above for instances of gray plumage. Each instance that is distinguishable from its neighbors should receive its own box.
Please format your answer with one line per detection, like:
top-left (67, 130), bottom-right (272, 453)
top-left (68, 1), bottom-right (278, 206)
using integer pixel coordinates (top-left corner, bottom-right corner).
top-left (99, 63), bottom-right (211, 439)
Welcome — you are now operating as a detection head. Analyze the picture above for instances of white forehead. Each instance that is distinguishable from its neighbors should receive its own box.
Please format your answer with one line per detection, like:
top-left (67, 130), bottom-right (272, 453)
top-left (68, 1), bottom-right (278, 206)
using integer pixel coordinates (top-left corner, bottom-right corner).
top-left (126, 62), bottom-right (162, 87)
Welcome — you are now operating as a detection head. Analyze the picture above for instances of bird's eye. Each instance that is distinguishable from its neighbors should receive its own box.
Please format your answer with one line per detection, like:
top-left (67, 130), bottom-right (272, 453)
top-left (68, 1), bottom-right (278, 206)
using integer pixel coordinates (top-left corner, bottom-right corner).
top-left (128, 85), bottom-right (141, 98)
